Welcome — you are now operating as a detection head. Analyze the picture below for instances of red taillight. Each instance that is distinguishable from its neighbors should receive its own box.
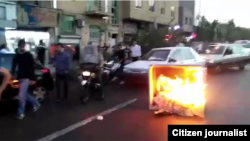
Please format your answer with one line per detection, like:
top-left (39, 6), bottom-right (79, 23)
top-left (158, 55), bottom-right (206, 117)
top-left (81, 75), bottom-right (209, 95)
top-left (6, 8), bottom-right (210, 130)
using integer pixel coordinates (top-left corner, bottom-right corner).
top-left (41, 69), bottom-right (49, 73)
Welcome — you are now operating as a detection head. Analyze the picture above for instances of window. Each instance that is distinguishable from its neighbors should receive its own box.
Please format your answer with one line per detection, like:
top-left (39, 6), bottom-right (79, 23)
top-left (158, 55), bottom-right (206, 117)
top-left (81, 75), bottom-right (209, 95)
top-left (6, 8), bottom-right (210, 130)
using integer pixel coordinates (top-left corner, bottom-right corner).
top-left (170, 6), bottom-right (175, 18)
top-left (185, 17), bottom-right (188, 24)
top-left (201, 45), bottom-right (225, 55)
top-left (243, 44), bottom-right (250, 48)
top-left (142, 49), bottom-right (170, 61)
top-left (189, 18), bottom-right (193, 25)
top-left (169, 49), bottom-right (183, 62)
top-left (0, 6), bottom-right (6, 20)
top-left (112, 1), bottom-right (118, 24)
top-left (160, 8), bottom-right (165, 14)
top-left (135, 0), bottom-right (142, 8)
top-left (34, 0), bottom-right (39, 5)
top-left (182, 49), bottom-right (195, 60)
top-left (104, 0), bottom-right (108, 13)
top-left (232, 45), bottom-right (244, 53)
top-left (224, 47), bottom-right (233, 55)
top-left (61, 16), bottom-right (75, 33)
top-left (149, 0), bottom-right (155, 12)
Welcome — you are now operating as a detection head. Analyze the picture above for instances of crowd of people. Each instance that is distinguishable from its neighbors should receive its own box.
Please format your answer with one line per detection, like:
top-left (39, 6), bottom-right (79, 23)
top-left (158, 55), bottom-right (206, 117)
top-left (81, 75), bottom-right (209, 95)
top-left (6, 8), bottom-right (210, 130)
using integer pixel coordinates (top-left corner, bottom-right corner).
top-left (0, 39), bottom-right (142, 120)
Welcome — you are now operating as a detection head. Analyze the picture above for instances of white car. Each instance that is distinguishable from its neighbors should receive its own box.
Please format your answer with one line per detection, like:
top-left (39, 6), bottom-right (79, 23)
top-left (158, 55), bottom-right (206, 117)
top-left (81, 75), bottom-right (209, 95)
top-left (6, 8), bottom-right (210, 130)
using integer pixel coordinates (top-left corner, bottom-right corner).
top-left (123, 47), bottom-right (206, 84)
top-left (241, 44), bottom-right (250, 54)
top-left (200, 44), bottom-right (250, 73)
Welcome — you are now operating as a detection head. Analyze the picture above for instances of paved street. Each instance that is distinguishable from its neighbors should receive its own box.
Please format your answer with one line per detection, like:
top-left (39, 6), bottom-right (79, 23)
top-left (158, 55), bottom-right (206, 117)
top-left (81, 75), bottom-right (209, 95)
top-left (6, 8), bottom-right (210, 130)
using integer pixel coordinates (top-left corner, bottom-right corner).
top-left (1, 67), bottom-right (250, 141)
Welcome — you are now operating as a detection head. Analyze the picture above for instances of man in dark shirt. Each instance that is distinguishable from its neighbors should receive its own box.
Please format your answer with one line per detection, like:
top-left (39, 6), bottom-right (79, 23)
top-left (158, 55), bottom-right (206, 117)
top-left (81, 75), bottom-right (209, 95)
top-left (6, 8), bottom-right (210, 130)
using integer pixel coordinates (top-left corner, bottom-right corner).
top-left (36, 40), bottom-right (46, 65)
top-left (12, 39), bottom-right (40, 120)
top-left (51, 43), bottom-right (70, 101)
top-left (111, 43), bottom-right (126, 84)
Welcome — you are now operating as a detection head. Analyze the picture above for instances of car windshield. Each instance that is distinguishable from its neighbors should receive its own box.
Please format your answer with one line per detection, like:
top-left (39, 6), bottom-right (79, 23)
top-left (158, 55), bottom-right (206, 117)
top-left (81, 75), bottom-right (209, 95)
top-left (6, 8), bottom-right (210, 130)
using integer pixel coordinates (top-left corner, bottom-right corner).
top-left (201, 45), bottom-right (225, 55)
top-left (243, 44), bottom-right (250, 48)
top-left (142, 49), bottom-right (170, 61)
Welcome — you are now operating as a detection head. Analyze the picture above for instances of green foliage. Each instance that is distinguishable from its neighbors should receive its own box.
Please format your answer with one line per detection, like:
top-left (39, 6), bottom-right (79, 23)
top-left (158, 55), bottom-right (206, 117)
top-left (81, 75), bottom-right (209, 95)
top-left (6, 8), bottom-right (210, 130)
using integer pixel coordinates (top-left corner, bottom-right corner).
top-left (134, 27), bottom-right (170, 54)
top-left (195, 17), bottom-right (250, 42)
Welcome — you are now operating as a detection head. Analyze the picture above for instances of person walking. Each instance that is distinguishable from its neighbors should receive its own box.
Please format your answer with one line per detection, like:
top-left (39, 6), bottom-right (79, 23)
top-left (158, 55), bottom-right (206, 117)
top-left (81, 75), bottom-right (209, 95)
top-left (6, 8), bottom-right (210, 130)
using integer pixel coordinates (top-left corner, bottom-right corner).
top-left (130, 41), bottom-right (141, 61)
top-left (36, 40), bottom-right (47, 66)
top-left (52, 43), bottom-right (71, 101)
top-left (11, 39), bottom-right (41, 120)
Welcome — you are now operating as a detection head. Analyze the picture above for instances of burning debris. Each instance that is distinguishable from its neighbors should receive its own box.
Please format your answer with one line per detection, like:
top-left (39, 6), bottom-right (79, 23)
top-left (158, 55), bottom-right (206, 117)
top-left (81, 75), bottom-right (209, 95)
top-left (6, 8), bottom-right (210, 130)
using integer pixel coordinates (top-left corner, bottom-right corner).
top-left (149, 66), bottom-right (206, 118)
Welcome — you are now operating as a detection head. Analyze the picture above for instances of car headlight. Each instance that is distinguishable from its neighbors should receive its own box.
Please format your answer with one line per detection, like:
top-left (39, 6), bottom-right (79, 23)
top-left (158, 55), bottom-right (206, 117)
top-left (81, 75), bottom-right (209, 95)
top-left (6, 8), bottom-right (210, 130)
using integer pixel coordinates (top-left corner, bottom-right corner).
top-left (82, 71), bottom-right (91, 76)
top-left (107, 61), bottom-right (114, 65)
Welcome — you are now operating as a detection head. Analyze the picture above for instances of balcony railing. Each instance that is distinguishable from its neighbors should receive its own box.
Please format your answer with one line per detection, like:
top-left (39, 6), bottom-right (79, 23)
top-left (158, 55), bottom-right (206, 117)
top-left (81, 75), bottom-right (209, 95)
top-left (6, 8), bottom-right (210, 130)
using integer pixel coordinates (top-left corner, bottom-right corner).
top-left (86, 0), bottom-right (111, 17)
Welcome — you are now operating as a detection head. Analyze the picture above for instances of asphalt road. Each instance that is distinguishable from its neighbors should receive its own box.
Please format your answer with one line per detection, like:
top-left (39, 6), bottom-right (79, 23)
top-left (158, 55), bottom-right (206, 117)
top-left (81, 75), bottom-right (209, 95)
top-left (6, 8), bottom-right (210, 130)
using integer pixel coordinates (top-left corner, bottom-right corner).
top-left (1, 67), bottom-right (250, 141)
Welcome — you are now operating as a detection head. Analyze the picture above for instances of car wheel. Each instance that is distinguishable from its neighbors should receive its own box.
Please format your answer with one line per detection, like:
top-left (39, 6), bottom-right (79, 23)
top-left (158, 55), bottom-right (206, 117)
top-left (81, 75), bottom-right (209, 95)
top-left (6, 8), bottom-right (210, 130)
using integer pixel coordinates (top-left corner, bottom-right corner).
top-left (239, 64), bottom-right (245, 70)
top-left (33, 86), bottom-right (46, 102)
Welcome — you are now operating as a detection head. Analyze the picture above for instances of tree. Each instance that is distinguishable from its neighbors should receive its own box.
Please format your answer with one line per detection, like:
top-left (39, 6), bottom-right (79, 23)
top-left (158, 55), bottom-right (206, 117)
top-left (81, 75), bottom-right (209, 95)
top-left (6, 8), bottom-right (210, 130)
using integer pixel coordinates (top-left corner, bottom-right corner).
top-left (195, 17), bottom-right (250, 42)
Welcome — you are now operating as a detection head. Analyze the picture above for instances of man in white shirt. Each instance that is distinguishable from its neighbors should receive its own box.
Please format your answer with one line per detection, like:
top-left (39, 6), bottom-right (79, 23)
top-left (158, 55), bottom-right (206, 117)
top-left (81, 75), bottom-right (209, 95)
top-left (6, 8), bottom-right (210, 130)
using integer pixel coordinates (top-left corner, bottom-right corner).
top-left (130, 41), bottom-right (141, 61)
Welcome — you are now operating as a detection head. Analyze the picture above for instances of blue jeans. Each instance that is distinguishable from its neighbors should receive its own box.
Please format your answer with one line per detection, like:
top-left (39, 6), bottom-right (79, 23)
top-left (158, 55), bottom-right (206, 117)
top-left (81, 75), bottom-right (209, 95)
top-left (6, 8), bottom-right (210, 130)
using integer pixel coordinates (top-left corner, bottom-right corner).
top-left (18, 79), bottom-right (40, 115)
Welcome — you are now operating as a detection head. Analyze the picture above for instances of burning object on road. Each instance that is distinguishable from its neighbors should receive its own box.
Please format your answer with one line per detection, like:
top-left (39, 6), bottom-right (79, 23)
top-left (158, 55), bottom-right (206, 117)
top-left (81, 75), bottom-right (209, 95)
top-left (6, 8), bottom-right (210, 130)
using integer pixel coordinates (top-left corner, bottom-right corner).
top-left (149, 65), bottom-right (206, 118)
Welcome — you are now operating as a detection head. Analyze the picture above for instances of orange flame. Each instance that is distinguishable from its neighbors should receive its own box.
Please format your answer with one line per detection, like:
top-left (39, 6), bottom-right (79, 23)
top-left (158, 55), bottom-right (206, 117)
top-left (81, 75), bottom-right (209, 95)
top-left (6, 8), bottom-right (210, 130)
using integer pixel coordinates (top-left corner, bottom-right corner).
top-left (149, 66), bottom-right (206, 117)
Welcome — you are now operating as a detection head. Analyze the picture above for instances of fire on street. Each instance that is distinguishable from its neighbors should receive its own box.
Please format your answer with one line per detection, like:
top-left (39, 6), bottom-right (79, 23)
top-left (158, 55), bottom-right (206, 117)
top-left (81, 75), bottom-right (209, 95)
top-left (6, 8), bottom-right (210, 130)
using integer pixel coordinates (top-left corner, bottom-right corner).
top-left (1, 67), bottom-right (250, 141)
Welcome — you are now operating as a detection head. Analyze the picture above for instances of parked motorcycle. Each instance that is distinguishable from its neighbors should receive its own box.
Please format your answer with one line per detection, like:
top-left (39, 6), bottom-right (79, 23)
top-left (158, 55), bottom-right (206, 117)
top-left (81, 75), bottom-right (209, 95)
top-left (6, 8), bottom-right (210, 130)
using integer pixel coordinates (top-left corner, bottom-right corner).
top-left (78, 63), bottom-right (104, 104)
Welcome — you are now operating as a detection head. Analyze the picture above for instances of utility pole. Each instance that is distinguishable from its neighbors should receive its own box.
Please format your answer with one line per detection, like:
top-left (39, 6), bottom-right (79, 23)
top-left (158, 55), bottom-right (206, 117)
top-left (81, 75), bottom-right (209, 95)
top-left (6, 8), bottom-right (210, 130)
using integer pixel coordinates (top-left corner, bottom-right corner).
top-left (153, 3), bottom-right (158, 30)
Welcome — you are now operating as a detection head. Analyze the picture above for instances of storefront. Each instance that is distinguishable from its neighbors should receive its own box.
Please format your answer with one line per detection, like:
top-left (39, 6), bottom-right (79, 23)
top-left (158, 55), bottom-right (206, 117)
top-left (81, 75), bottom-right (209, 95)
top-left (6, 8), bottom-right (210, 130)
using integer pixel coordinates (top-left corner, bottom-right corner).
top-left (123, 22), bottom-right (137, 44)
top-left (6, 4), bottom-right (59, 63)
top-left (58, 15), bottom-right (81, 61)
top-left (5, 31), bottom-right (50, 53)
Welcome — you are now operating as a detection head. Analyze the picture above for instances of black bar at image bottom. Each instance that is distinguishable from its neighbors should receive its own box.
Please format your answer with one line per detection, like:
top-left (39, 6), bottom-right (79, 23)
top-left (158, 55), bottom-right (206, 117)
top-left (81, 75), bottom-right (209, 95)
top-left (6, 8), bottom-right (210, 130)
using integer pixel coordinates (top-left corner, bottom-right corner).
top-left (168, 125), bottom-right (249, 140)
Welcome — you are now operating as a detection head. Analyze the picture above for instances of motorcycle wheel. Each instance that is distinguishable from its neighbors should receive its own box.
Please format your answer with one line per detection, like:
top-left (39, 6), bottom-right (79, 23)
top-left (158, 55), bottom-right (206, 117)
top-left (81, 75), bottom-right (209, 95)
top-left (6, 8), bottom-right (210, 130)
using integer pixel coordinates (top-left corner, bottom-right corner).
top-left (80, 86), bottom-right (90, 104)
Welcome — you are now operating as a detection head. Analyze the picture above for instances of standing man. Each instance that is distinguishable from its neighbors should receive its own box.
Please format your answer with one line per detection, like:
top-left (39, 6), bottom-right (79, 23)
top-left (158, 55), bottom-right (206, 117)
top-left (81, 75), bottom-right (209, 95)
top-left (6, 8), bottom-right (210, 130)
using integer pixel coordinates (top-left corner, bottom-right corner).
top-left (36, 40), bottom-right (47, 66)
top-left (130, 41), bottom-right (141, 61)
top-left (11, 39), bottom-right (41, 120)
top-left (52, 43), bottom-right (71, 101)
top-left (111, 43), bottom-right (126, 84)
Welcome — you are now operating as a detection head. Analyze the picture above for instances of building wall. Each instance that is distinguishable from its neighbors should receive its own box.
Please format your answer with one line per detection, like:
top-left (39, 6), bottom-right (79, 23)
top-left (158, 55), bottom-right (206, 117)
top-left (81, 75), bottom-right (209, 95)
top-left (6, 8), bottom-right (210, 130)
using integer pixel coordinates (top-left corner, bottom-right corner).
top-left (179, 1), bottom-right (195, 32)
top-left (122, 1), bottom-right (179, 25)
top-left (57, 1), bottom-right (122, 56)
top-left (21, 1), bottom-right (52, 8)
top-left (179, 7), bottom-right (194, 32)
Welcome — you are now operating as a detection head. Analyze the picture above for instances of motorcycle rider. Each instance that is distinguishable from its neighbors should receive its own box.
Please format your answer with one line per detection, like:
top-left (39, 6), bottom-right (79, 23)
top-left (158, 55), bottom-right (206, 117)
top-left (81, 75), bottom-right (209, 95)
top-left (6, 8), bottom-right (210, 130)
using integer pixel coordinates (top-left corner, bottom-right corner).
top-left (82, 42), bottom-right (104, 96)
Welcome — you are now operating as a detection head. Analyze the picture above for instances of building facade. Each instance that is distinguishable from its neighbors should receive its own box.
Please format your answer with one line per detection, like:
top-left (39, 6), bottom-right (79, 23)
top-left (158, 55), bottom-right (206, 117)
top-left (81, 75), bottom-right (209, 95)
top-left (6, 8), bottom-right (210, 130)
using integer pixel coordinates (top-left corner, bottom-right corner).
top-left (0, 1), bottom-right (17, 45)
top-left (120, 0), bottom-right (179, 42)
top-left (178, 1), bottom-right (195, 33)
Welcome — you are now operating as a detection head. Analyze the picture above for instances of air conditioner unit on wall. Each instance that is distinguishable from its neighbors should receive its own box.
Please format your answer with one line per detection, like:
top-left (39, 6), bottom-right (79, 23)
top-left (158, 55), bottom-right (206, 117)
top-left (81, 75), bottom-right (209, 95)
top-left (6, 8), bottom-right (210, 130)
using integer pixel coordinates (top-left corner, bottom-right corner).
top-left (75, 19), bottom-right (85, 28)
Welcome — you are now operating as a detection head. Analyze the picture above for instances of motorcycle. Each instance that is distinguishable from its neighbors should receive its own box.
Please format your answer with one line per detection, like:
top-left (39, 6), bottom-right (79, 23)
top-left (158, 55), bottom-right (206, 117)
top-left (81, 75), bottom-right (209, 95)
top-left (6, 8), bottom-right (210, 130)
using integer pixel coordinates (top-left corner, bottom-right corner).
top-left (78, 63), bottom-right (104, 104)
